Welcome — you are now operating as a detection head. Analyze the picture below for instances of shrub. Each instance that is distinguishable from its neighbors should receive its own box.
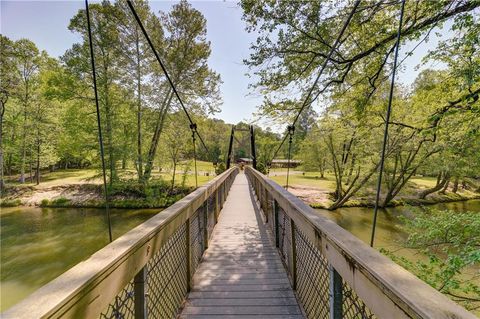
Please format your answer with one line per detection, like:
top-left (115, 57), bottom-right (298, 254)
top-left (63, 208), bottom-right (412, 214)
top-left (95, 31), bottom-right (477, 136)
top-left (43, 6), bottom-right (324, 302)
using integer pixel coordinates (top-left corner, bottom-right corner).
top-left (0, 199), bottom-right (22, 207)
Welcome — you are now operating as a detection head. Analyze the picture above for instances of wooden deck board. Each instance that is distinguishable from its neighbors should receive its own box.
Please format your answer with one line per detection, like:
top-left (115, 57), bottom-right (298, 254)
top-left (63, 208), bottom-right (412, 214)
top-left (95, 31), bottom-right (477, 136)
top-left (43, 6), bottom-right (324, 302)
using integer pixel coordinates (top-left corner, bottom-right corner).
top-left (180, 172), bottom-right (304, 317)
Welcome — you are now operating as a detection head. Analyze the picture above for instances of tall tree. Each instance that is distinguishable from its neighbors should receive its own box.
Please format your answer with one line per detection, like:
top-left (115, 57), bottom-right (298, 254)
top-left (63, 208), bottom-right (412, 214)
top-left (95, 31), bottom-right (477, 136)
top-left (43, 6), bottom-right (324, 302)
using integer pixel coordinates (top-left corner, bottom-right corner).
top-left (242, 0), bottom-right (479, 119)
top-left (0, 35), bottom-right (19, 191)
top-left (114, 0), bottom-right (159, 180)
top-left (14, 39), bottom-right (40, 183)
top-left (141, 1), bottom-right (221, 182)
top-left (67, 2), bottom-right (123, 184)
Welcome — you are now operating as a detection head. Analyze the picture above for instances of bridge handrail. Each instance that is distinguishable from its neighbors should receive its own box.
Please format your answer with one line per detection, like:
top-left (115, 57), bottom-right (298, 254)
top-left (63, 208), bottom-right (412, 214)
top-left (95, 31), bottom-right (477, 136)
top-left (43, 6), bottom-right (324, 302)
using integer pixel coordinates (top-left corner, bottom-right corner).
top-left (245, 166), bottom-right (475, 319)
top-left (3, 167), bottom-right (239, 319)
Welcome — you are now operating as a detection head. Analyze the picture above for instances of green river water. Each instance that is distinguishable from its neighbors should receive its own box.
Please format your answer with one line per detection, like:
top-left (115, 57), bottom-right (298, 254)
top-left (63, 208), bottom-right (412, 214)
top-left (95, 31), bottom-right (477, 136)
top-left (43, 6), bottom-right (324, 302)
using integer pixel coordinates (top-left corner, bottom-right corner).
top-left (1, 200), bottom-right (479, 311)
top-left (0, 207), bottom-right (160, 311)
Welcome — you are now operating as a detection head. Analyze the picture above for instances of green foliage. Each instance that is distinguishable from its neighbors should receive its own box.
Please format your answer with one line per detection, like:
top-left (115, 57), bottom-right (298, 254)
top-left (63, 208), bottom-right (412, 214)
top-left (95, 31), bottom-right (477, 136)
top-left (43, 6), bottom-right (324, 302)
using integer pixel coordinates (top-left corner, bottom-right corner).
top-left (40, 197), bottom-right (71, 207)
top-left (382, 208), bottom-right (480, 310)
top-left (215, 162), bottom-right (226, 175)
top-left (0, 199), bottom-right (22, 207)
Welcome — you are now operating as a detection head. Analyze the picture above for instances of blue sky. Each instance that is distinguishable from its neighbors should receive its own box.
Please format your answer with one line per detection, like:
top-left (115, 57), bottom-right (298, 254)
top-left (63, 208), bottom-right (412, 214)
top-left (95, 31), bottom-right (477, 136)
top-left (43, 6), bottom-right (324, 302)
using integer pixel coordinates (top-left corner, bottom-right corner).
top-left (1, 0), bottom-right (449, 127)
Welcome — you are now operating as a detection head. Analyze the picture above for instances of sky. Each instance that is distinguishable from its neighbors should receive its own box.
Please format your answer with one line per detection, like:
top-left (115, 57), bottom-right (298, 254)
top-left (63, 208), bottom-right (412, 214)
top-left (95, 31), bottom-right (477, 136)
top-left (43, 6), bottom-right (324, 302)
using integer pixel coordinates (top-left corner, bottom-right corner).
top-left (1, 0), bottom-right (450, 127)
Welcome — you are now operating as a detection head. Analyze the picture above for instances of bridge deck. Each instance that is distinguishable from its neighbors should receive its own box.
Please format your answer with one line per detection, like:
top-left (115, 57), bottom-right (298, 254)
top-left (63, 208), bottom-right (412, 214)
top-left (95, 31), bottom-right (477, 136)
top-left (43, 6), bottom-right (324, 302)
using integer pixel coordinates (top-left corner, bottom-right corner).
top-left (180, 172), bottom-right (304, 318)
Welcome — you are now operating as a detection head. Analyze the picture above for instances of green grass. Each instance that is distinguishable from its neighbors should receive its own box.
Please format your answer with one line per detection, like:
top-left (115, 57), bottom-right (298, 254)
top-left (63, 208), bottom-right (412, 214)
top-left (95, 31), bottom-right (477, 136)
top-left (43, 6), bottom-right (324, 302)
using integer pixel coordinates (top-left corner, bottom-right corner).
top-left (409, 176), bottom-right (439, 188)
top-left (268, 169), bottom-right (336, 190)
top-left (0, 199), bottom-right (22, 207)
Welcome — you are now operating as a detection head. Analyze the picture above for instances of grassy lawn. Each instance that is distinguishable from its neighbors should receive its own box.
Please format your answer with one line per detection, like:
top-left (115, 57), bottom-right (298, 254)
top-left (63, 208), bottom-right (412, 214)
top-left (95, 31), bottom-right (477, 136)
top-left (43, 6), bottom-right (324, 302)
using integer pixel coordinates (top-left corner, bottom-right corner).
top-left (409, 176), bottom-right (439, 188)
top-left (5, 160), bottom-right (218, 190)
top-left (268, 169), bottom-right (336, 190)
top-left (266, 169), bottom-right (456, 197)
top-left (6, 169), bottom-right (99, 188)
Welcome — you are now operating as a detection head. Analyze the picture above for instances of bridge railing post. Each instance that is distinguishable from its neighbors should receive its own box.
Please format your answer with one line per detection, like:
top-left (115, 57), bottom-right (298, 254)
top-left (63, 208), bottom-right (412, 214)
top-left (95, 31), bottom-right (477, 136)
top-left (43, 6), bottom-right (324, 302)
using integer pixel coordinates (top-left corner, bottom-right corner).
top-left (214, 190), bottom-right (219, 224)
top-left (186, 218), bottom-right (192, 292)
top-left (274, 200), bottom-right (280, 248)
top-left (290, 219), bottom-right (297, 290)
top-left (134, 267), bottom-right (147, 319)
top-left (203, 201), bottom-right (209, 249)
top-left (329, 265), bottom-right (343, 319)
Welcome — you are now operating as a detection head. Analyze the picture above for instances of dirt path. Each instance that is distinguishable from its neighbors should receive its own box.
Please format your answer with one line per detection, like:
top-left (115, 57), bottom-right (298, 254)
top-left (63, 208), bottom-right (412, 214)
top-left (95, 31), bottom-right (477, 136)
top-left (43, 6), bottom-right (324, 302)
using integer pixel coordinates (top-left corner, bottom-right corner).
top-left (20, 184), bottom-right (101, 206)
top-left (287, 185), bottom-right (331, 206)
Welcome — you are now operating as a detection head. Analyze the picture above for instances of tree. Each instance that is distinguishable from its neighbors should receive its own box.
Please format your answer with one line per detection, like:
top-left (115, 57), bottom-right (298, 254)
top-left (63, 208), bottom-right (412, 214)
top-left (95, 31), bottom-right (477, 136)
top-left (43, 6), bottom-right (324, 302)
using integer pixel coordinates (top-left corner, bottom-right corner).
top-left (66, 2), bottom-right (121, 184)
top-left (241, 1), bottom-right (479, 119)
top-left (114, 0), bottom-right (159, 180)
top-left (14, 39), bottom-right (41, 183)
top-left (299, 126), bottom-right (328, 177)
top-left (0, 35), bottom-right (19, 191)
top-left (383, 208), bottom-right (480, 311)
top-left (162, 114), bottom-right (190, 191)
top-left (140, 0), bottom-right (221, 182)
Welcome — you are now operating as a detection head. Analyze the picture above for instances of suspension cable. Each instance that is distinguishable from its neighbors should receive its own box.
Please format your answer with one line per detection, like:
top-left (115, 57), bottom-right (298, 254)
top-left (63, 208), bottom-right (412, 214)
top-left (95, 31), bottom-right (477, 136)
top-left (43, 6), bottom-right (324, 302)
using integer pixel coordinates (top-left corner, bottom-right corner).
top-left (190, 123), bottom-right (198, 188)
top-left (370, 0), bottom-right (406, 248)
top-left (285, 125), bottom-right (295, 190)
top-left (268, 0), bottom-right (362, 168)
top-left (126, 0), bottom-right (209, 154)
top-left (85, 0), bottom-right (112, 243)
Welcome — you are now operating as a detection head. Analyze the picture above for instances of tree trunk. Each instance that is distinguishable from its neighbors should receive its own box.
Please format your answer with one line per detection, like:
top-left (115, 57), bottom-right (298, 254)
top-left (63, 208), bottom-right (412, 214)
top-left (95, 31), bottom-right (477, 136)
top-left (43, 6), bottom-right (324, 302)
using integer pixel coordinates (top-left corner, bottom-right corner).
top-left (103, 80), bottom-right (116, 185)
top-left (439, 177), bottom-right (450, 194)
top-left (0, 100), bottom-right (5, 194)
top-left (36, 135), bottom-right (40, 185)
top-left (419, 171), bottom-right (450, 199)
top-left (7, 153), bottom-right (13, 177)
top-left (328, 165), bottom-right (377, 210)
top-left (135, 27), bottom-right (143, 181)
top-left (29, 152), bottom-right (33, 183)
top-left (20, 80), bottom-right (30, 184)
top-left (345, 154), bottom-right (356, 185)
top-left (320, 158), bottom-right (326, 178)
top-left (171, 161), bottom-right (176, 192)
top-left (20, 108), bottom-right (27, 183)
top-left (142, 90), bottom-right (173, 182)
top-left (452, 176), bottom-right (459, 193)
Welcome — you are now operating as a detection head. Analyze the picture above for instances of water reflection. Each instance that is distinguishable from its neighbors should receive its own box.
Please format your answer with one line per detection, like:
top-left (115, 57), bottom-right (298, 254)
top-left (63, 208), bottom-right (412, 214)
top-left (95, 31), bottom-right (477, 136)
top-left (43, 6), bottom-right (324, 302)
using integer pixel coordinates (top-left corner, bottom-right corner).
top-left (0, 206), bottom-right (160, 311)
top-left (315, 199), bottom-right (480, 262)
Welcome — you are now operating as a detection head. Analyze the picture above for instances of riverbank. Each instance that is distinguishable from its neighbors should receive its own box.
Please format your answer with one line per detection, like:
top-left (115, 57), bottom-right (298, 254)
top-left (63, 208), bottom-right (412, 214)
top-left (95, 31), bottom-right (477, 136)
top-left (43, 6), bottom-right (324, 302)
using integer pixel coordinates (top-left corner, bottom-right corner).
top-left (268, 170), bottom-right (480, 210)
top-left (1, 166), bottom-right (216, 209)
top-left (303, 188), bottom-right (480, 209)
top-left (0, 183), bottom-right (190, 208)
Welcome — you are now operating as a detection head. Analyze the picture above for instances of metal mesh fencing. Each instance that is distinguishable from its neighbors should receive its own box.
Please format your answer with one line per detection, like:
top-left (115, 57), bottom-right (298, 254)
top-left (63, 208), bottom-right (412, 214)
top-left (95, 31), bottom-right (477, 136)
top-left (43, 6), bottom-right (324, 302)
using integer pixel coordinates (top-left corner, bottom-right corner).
top-left (99, 281), bottom-right (135, 319)
top-left (190, 207), bottom-right (205, 277)
top-left (246, 169), bottom-right (379, 319)
top-left (342, 280), bottom-right (376, 319)
top-left (98, 170), bottom-right (237, 319)
top-left (295, 227), bottom-right (330, 319)
top-left (146, 223), bottom-right (188, 318)
top-left (277, 206), bottom-right (292, 276)
top-left (207, 193), bottom-right (216, 239)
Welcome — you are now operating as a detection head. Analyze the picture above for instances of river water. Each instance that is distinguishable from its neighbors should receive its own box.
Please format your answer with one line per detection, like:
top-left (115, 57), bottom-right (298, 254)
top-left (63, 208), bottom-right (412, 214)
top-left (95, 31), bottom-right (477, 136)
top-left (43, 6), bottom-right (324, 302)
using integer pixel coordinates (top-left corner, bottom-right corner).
top-left (1, 200), bottom-right (479, 312)
top-left (0, 206), bottom-right (160, 311)
top-left (315, 200), bottom-right (480, 250)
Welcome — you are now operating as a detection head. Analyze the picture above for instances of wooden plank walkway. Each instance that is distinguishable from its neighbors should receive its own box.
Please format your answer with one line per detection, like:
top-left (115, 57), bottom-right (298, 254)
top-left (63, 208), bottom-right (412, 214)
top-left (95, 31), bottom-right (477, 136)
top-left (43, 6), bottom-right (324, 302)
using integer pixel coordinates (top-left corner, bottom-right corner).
top-left (179, 172), bottom-right (304, 318)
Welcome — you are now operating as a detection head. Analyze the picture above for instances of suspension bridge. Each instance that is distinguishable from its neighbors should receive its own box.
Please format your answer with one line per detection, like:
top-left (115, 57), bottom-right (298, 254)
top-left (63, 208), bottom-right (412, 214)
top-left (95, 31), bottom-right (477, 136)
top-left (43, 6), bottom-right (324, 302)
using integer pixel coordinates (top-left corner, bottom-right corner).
top-left (2, 167), bottom-right (475, 318)
top-left (2, 0), bottom-right (478, 318)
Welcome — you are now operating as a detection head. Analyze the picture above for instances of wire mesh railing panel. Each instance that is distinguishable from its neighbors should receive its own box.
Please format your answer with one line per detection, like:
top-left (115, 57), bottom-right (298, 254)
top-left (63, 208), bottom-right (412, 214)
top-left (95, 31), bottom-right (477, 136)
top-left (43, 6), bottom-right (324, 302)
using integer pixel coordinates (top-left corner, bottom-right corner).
top-left (342, 280), bottom-right (376, 319)
top-left (146, 223), bottom-right (188, 319)
top-left (99, 281), bottom-right (135, 319)
top-left (295, 227), bottom-right (330, 319)
top-left (266, 192), bottom-right (274, 229)
top-left (190, 207), bottom-right (204, 277)
top-left (207, 193), bottom-right (216, 239)
top-left (277, 206), bottom-right (292, 274)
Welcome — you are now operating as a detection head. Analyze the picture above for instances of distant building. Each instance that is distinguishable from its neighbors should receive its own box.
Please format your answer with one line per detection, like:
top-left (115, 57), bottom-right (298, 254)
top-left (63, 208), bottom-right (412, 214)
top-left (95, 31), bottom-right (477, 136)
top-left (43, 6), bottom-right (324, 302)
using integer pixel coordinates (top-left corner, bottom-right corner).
top-left (237, 158), bottom-right (253, 164)
top-left (235, 158), bottom-right (301, 168)
top-left (270, 159), bottom-right (301, 168)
